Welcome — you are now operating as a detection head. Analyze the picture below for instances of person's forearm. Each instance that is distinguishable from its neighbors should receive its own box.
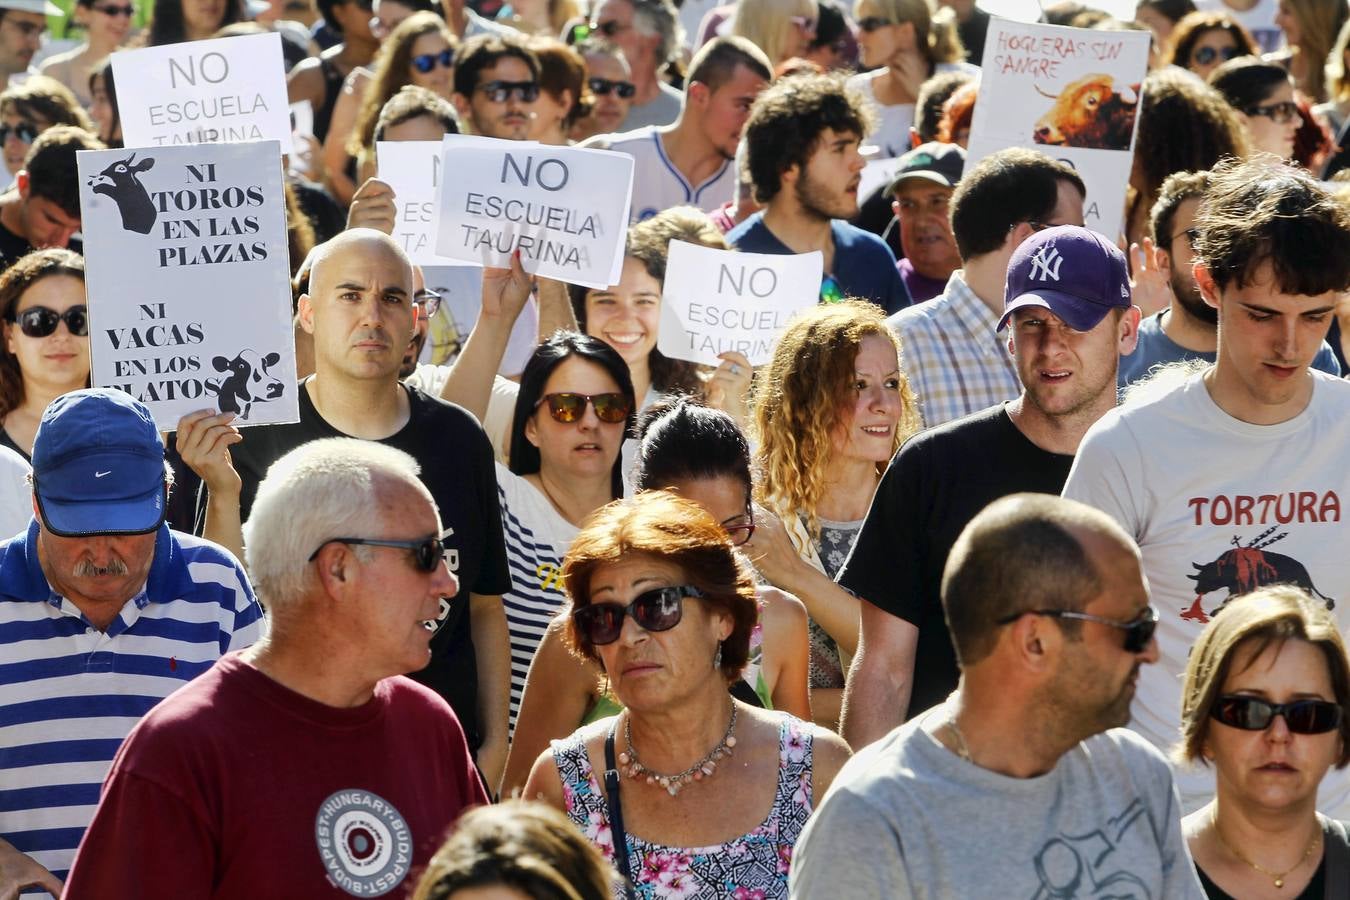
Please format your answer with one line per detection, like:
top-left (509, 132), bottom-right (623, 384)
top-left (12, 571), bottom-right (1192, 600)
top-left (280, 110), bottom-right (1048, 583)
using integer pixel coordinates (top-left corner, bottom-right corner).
top-left (203, 489), bottom-right (245, 565)
top-left (773, 563), bottom-right (860, 659)
top-left (440, 315), bottom-right (518, 421)
top-left (840, 647), bottom-right (911, 750)
top-left (535, 278), bottom-right (577, 342)
top-left (469, 594), bottom-right (510, 797)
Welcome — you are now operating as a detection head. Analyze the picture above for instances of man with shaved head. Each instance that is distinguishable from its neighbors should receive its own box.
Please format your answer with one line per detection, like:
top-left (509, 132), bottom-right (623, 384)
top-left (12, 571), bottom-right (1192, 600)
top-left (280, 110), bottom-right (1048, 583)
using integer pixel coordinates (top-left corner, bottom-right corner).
top-left (180, 228), bottom-right (513, 790)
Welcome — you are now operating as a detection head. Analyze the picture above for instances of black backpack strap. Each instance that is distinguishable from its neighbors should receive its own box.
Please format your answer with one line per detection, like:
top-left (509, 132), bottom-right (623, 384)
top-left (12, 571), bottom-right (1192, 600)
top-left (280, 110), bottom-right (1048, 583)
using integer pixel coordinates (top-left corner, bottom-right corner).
top-left (604, 722), bottom-right (637, 900)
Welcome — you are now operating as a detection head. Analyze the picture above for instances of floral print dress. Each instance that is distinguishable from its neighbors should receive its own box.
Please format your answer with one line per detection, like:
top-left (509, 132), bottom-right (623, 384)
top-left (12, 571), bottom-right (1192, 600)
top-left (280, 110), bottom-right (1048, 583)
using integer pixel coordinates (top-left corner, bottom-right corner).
top-left (552, 716), bottom-right (815, 899)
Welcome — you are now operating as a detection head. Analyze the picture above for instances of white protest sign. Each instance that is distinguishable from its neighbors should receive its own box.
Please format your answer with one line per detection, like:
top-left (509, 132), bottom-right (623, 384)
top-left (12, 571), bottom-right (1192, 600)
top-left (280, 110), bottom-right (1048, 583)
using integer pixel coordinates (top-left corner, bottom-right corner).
top-left (966, 18), bottom-right (1150, 235)
top-left (378, 140), bottom-right (463, 265)
top-left (77, 141), bottom-right (298, 429)
top-left (111, 33), bottom-right (292, 153)
top-left (434, 134), bottom-right (633, 289)
top-left (658, 241), bottom-right (822, 367)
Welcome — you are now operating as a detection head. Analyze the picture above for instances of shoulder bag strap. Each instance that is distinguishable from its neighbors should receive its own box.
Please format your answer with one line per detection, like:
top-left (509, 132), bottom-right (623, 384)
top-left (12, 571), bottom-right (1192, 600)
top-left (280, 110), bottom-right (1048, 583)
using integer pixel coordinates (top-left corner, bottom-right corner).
top-left (1323, 817), bottom-right (1350, 899)
top-left (605, 723), bottom-right (637, 900)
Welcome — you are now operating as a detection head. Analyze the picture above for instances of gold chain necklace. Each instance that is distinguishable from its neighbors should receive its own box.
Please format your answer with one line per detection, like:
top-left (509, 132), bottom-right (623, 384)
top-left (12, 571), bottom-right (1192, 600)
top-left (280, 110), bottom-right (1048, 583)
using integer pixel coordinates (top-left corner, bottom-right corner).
top-left (946, 716), bottom-right (973, 763)
top-left (1211, 807), bottom-right (1321, 889)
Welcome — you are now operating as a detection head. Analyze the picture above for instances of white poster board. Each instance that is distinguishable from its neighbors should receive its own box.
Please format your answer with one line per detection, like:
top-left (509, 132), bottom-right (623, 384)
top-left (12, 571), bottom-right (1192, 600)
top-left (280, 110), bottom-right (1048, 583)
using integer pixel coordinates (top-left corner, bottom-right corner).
top-left (111, 33), bottom-right (293, 153)
top-left (966, 18), bottom-right (1150, 235)
top-left (77, 141), bottom-right (298, 429)
top-left (658, 241), bottom-right (822, 367)
top-left (378, 140), bottom-right (465, 266)
top-left (434, 135), bottom-right (633, 289)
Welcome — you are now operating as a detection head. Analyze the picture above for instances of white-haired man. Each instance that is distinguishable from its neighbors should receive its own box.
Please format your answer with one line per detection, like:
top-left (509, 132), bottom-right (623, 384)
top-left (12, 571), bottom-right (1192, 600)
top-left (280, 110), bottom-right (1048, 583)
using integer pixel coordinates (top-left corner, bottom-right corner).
top-left (64, 438), bottom-right (488, 897)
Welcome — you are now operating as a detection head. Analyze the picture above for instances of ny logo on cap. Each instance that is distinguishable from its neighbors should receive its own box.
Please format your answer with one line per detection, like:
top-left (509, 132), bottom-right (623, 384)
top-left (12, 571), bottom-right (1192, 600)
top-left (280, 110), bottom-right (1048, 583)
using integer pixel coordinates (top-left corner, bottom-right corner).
top-left (1029, 246), bottom-right (1063, 283)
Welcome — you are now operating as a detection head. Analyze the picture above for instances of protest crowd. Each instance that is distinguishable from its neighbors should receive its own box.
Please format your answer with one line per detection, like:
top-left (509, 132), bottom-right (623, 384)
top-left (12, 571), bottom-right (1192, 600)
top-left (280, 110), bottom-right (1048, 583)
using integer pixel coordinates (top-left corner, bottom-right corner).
top-left (9, 0), bottom-right (1350, 895)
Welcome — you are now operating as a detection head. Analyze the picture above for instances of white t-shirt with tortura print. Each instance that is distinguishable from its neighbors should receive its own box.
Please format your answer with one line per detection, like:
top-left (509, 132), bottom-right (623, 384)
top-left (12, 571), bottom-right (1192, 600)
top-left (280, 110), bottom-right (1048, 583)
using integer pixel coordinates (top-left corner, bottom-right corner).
top-left (1063, 370), bottom-right (1350, 817)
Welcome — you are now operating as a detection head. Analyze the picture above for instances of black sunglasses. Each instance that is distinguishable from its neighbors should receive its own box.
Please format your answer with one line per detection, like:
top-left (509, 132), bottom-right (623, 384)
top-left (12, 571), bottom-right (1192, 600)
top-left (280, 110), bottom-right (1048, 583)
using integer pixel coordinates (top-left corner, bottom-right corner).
top-left (534, 391), bottom-right (632, 424)
top-left (93, 3), bottom-right (134, 14)
top-left (478, 80), bottom-right (540, 103)
top-left (0, 122), bottom-right (37, 145)
top-left (9, 305), bottom-right (88, 338)
top-left (588, 76), bottom-right (636, 99)
top-left (996, 605), bottom-right (1159, 654)
top-left (588, 18), bottom-right (624, 36)
top-left (573, 585), bottom-right (704, 645)
top-left (1192, 45), bottom-right (1241, 67)
top-left (308, 535), bottom-right (447, 573)
top-left (1212, 694), bottom-right (1344, 735)
top-left (857, 16), bottom-right (893, 32)
top-left (411, 49), bottom-right (454, 74)
top-left (1245, 100), bottom-right (1299, 125)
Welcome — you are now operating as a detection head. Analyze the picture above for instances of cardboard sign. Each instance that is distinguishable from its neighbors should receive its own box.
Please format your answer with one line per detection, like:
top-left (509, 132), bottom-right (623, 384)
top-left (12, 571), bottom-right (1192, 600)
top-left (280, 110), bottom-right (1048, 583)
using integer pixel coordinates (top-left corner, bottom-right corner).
top-left (112, 33), bottom-right (292, 153)
top-left (77, 141), bottom-right (298, 429)
top-left (966, 18), bottom-right (1150, 235)
top-left (658, 241), bottom-right (821, 367)
top-left (434, 135), bottom-right (634, 289)
top-left (378, 140), bottom-right (464, 266)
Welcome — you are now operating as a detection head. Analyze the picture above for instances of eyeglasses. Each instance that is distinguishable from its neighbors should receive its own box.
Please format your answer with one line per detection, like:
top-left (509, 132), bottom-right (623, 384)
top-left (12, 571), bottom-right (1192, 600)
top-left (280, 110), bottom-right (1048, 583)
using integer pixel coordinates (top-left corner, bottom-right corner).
top-left (1212, 694), bottom-right (1344, 735)
top-left (1192, 45), bottom-right (1241, 67)
top-left (789, 14), bottom-right (817, 31)
top-left (1245, 100), bottom-right (1300, 125)
top-left (8, 305), bottom-right (88, 338)
top-left (857, 16), bottom-right (894, 32)
top-left (411, 49), bottom-right (454, 74)
top-left (93, 3), bottom-right (134, 14)
top-left (588, 76), bottom-right (636, 99)
top-left (307, 535), bottom-right (447, 573)
top-left (587, 18), bottom-right (627, 37)
top-left (572, 584), bottom-right (704, 645)
top-left (0, 122), bottom-right (38, 145)
top-left (995, 605), bottom-right (1159, 654)
top-left (1170, 226), bottom-right (1200, 247)
top-left (723, 512), bottom-right (755, 546)
top-left (477, 80), bottom-right (540, 103)
top-left (413, 288), bottom-right (441, 318)
top-left (534, 391), bottom-right (632, 424)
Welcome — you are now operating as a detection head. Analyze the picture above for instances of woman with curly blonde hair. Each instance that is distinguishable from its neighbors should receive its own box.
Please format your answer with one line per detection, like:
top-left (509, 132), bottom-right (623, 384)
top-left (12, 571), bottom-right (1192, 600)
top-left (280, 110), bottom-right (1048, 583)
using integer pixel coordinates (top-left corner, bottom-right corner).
top-left (746, 299), bottom-right (920, 728)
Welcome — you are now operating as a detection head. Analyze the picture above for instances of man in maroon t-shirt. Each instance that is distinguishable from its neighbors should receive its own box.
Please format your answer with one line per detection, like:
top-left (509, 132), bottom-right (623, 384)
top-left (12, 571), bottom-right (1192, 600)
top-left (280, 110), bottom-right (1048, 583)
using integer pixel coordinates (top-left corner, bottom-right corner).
top-left (63, 438), bottom-right (489, 899)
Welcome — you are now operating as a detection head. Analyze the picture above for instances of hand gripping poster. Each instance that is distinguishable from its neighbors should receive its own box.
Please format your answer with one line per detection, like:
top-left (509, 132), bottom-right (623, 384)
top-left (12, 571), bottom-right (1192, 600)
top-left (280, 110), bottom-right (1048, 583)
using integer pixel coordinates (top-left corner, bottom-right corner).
top-left (966, 18), bottom-right (1151, 236)
top-left (77, 140), bottom-right (299, 430)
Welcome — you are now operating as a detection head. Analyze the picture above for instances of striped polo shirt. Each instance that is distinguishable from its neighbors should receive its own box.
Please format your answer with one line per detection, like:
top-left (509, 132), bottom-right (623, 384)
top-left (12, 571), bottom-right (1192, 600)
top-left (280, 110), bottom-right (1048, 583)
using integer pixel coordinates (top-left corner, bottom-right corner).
top-left (0, 520), bottom-right (265, 886)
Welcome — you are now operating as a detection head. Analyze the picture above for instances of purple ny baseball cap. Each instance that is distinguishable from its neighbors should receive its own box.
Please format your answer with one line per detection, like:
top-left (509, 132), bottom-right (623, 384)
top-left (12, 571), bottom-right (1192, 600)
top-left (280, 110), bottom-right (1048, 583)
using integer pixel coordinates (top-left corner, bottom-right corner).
top-left (997, 225), bottom-right (1132, 333)
top-left (32, 389), bottom-right (166, 537)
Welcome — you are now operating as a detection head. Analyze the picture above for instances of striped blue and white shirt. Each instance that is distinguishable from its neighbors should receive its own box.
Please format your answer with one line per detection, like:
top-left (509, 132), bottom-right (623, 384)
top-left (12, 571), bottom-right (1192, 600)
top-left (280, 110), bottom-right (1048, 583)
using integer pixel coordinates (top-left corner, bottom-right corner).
top-left (0, 521), bottom-right (264, 886)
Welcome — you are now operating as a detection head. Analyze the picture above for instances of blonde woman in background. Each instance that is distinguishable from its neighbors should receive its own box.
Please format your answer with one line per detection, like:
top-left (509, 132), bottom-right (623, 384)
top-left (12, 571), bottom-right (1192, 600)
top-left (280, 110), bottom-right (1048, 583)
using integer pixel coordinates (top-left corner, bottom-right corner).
top-left (1270, 0), bottom-right (1348, 104)
top-left (847, 0), bottom-right (975, 158)
top-left (732, 0), bottom-right (818, 67)
top-left (746, 300), bottom-right (921, 728)
top-left (1314, 18), bottom-right (1350, 134)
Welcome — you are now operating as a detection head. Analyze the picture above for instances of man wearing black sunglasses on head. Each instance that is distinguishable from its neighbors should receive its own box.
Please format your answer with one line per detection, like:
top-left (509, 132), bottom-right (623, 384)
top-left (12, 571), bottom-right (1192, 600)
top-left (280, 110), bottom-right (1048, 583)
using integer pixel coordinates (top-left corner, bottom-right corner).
top-left (0, 125), bottom-right (101, 275)
top-left (581, 36), bottom-right (770, 224)
top-left (62, 439), bottom-right (490, 897)
top-left (175, 228), bottom-right (514, 794)
top-left (795, 494), bottom-right (1203, 898)
top-left (451, 33), bottom-right (542, 141)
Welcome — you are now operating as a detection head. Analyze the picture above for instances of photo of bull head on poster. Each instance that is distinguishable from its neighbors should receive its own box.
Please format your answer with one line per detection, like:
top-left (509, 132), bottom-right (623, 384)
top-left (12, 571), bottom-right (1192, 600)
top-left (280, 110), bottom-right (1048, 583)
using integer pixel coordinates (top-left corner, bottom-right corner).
top-left (1032, 73), bottom-right (1139, 151)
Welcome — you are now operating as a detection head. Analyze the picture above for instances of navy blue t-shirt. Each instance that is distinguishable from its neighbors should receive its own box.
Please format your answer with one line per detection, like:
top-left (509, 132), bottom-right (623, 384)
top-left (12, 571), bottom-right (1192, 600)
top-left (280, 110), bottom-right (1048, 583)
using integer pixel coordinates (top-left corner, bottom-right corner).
top-left (726, 212), bottom-right (912, 315)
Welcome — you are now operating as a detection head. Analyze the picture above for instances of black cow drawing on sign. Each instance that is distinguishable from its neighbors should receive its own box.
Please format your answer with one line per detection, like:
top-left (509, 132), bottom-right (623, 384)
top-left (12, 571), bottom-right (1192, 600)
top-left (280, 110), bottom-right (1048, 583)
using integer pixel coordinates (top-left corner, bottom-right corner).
top-left (204, 349), bottom-right (285, 420)
top-left (87, 154), bottom-right (157, 234)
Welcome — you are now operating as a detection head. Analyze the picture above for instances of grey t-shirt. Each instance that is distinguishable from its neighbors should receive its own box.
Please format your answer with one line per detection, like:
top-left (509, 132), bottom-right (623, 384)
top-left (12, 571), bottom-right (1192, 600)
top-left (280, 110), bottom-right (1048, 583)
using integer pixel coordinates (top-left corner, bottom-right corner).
top-left (619, 81), bottom-right (683, 131)
top-left (790, 710), bottom-right (1206, 899)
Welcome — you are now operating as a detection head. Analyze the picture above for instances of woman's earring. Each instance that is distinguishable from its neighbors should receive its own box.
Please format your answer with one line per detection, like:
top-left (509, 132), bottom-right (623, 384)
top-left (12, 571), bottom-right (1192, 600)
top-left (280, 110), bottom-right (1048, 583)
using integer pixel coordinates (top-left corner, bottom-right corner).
top-left (713, 641), bottom-right (723, 671)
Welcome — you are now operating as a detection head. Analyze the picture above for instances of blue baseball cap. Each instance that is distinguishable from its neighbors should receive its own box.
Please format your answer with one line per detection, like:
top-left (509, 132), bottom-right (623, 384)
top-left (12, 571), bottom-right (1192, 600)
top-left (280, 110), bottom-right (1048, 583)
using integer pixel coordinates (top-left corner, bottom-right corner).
top-left (997, 225), bottom-right (1132, 333)
top-left (31, 389), bottom-right (166, 537)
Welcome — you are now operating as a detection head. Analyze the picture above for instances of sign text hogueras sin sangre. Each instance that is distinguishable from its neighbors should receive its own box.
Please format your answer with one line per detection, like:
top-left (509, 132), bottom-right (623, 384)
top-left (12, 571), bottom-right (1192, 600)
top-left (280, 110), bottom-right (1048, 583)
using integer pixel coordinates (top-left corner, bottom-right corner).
top-left (153, 161), bottom-right (267, 266)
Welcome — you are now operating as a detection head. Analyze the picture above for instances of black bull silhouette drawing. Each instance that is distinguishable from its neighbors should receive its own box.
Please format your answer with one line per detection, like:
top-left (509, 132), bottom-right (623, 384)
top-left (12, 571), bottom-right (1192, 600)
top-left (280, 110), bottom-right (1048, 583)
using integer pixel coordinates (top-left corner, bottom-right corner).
top-left (1183, 531), bottom-right (1335, 624)
top-left (88, 153), bottom-right (157, 235)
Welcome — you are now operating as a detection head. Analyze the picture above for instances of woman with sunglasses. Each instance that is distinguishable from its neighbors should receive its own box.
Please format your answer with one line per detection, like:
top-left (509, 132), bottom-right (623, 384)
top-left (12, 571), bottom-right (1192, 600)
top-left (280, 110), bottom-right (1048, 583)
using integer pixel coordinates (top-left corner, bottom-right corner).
top-left (847, 0), bottom-right (973, 160)
top-left (748, 299), bottom-right (920, 728)
top-left (731, 0), bottom-right (818, 67)
top-left (337, 12), bottom-right (458, 201)
top-left (37, 0), bottom-right (133, 109)
top-left (496, 331), bottom-right (636, 741)
top-left (1178, 586), bottom-right (1350, 898)
top-left (1210, 57), bottom-right (1300, 161)
top-left (1163, 11), bottom-right (1259, 81)
top-left (0, 249), bottom-right (89, 460)
top-left (524, 490), bottom-right (851, 898)
top-left (500, 398), bottom-right (812, 797)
